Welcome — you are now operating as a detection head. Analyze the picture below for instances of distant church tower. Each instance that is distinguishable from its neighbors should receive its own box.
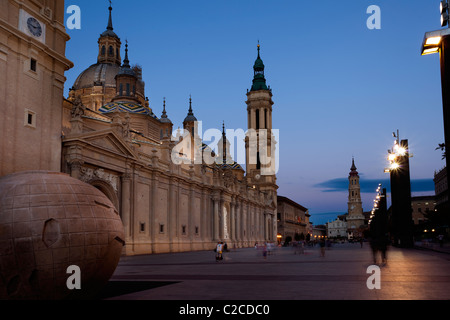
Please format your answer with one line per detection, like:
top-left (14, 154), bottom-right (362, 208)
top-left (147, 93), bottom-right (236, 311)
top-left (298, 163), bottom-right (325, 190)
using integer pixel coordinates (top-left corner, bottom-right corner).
top-left (347, 158), bottom-right (365, 237)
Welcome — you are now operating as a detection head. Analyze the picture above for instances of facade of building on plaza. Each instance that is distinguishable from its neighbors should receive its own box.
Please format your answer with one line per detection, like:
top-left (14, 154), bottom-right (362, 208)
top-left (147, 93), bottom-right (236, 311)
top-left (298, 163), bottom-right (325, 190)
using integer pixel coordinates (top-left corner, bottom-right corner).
top-left (0, 2), bottom-right (278, 255)
top-left (276, 196), bottom-right (310, 242)
top-left (327, 218), bottom-right (347, 238)
top-left (411, 195), bottom-right (436, 225)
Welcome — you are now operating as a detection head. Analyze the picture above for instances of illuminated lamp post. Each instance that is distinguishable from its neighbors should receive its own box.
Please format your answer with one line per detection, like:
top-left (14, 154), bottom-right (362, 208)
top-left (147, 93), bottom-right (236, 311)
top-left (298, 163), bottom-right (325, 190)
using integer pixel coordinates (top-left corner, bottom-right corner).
top-left (385, 132), bottom-right (414, 247)
top-left (369, 184), bottom-right (388, 243)
top-left (421, 0), bottom-right (450, 210)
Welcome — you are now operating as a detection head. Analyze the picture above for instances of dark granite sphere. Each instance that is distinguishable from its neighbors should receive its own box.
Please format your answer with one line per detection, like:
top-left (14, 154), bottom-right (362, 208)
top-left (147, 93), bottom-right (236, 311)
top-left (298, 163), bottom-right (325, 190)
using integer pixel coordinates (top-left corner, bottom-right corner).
top-left (0, 171), bottom-right (124, 299)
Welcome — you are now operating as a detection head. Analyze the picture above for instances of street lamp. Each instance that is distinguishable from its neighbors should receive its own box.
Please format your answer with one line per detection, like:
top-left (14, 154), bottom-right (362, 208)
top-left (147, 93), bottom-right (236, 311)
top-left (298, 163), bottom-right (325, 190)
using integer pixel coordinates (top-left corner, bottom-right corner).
top-left (384, 132), bottom-right (413, 247)
top-left (421, 1), bottom-right (450, 213)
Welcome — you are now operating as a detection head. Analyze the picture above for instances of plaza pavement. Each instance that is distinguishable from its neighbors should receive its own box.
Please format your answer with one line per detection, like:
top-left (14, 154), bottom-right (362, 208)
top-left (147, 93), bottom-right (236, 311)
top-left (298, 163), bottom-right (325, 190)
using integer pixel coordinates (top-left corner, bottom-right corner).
top-left (102, 242), bottom-right (450, 301)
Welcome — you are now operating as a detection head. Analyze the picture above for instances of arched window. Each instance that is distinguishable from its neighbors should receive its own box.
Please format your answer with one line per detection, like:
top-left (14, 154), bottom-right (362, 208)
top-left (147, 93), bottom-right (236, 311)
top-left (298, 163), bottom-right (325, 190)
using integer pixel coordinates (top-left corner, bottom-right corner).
top-left (101, 46), bottom-right (106, 55)
top-left (109, 46), bottom-right (114, 56)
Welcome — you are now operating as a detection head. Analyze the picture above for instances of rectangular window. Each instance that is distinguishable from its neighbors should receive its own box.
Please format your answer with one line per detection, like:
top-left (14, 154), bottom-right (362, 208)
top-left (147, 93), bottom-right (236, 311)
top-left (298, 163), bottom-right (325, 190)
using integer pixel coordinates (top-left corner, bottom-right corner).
top-left (255, 109), bottom-right (260, 130)
top-left (264, 109), bottom-right (267, 129)
top-left (159, 224), bottom-right (165, 233)
top-left (24, 109), bottom-right (36, 128)
top-left (182, 225), bottom-right (186, 235)
top-left (126, 83), bottom-right (130, 96)
top-left (140, 223), bottom-right (145, 232)
top-left (195, 226), bottom-right (199, 235)
top-left (257, 152), bottom-right (261, 170)
top-left (30, 58), bottom-right (37, 72)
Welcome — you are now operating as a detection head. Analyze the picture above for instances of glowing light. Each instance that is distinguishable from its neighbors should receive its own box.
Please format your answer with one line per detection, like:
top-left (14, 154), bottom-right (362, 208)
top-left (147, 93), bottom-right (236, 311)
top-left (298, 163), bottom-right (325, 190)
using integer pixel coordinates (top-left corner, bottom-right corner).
top-left (388, 153), bottom-right (396, 162)
top-left (397, 147), bottom-right (407, 156)
top-left (425, 36), bottom-right (441, 45)
top-left (390, 162), bottom-right (400, 170)
top-left (422, 47), bottom-right (440, 55)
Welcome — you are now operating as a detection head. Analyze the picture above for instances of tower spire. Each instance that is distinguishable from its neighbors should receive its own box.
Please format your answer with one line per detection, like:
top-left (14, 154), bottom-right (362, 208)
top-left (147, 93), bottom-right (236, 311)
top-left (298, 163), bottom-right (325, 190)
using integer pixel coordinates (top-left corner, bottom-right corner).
top-left (350, 157), bottom-right (358, 176)
top-left (257, 40), bottom-right (261, 58)
top-left (161, 97), bottom-right (168, 118)
top-left (122, 40), bottom-right (130, 68)
top-left (222, 121), bottom-right (228, 164)
top-left (251, 41), bottom-right (268, 91)
top-left (189, 95), bottom-right (193, 115)
top-left (107, 1), bottom-right (114, 31)
top-left (183, 95), bottom-right (197, 124)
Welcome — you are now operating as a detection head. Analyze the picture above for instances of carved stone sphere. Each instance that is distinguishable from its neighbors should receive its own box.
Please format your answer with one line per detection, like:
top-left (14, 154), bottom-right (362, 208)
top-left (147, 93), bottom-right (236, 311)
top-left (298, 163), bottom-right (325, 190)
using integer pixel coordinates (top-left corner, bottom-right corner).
top-left (0, 171), bottom-right (124, 300)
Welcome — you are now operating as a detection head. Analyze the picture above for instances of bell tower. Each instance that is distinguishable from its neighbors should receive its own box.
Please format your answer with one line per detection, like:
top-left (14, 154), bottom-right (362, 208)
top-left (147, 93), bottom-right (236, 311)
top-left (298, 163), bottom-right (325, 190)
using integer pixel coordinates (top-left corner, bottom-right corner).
top-left (245, 43), bottom-right (276, 190)
top-left (245, 43), bottom-right (278, 243)
top-left (347, 158), bottom-right (365, 236)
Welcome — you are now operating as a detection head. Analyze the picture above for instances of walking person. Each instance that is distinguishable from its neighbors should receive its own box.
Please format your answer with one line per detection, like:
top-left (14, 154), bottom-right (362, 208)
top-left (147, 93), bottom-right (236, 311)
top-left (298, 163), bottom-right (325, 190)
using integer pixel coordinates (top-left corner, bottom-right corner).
top-left (438, 234), bottom-right (444, 248)
top-left (216, 241), bottom-right (223, 262)
top-left (319, 238), bottom-right (326, 257)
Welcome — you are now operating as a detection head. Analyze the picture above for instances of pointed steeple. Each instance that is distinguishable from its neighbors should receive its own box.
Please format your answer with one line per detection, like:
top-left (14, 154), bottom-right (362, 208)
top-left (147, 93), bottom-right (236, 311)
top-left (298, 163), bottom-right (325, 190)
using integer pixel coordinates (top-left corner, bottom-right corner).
top-left (101, 1), bottom-right (119, 39)
top-left (184, 95), bottom-right (197, 123)
top-left (122, 41), bottom-right (130, 68)
top-left (160, 97), bottom-right (172, 124)
top-left (222, 121), bottom-right (227, 164)
top-left (107, 1), bottom-right (114, 31)
top-left (350, 157), bottom-right (359, 176)
top-left (251, 42), bottom-right (268, 92)
top-left (117, 41), bottom-right (135, 76)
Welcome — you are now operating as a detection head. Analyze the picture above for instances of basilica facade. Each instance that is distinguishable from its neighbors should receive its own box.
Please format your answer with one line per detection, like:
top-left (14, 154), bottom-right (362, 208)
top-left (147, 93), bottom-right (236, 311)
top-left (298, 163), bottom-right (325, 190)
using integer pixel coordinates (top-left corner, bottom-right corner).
top-left (62, 5), bottom-right (278, 255)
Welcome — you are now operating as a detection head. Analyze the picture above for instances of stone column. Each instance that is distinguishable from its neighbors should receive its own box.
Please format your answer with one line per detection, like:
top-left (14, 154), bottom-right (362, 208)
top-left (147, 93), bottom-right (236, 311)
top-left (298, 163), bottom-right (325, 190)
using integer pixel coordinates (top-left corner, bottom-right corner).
top-left (213, 197), bottom-right (220, 241)
top-left (150, 171), bottom-right (159, 253)
top-left (168, 178), bottom-right (176, 252)
top-left (121, 171), bottom-right (132, 242)
top-left (235, 202), bottom-right (240, 245)
top-left (230, 200), bottom-right (236, 242)
top-left (189, 187), bottom-right (195, 250)
top-left (68, 160), bottom-right (83, 180)
top-left (260, 107), bottom-right (264, 129)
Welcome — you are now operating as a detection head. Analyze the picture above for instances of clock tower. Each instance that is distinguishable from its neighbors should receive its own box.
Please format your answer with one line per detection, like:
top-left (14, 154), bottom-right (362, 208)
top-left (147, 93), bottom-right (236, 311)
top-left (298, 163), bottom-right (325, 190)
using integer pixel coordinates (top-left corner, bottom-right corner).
top-left (0, 0), bottom-right (73, 176)
top-left (347, 158), bottom-right (366, 237)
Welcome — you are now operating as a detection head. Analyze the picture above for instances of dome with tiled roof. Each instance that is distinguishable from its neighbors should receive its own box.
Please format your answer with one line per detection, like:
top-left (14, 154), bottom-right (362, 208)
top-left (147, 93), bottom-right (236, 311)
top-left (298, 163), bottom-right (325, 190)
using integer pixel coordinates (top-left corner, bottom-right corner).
top-left (99, 101), bottom-right (156, 118)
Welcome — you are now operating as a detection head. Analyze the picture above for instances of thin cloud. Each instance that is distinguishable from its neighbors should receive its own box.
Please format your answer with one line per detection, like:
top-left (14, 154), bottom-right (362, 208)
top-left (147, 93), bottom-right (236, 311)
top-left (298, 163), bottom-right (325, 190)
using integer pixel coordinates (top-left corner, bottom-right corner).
top-left (315, 178), bottom-right (435, 194)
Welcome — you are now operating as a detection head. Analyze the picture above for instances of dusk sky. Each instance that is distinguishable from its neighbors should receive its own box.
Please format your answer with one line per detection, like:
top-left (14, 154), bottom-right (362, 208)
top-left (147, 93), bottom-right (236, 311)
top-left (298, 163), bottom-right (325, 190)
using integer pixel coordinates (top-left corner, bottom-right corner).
top-left (64, 0), bottom-right (445, 225)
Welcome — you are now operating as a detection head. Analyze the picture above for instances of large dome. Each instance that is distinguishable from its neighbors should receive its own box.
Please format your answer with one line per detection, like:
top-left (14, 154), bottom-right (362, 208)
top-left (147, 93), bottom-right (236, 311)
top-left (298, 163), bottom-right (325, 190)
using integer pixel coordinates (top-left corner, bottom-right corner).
top-left (72, 63), bottom-right (120, 90)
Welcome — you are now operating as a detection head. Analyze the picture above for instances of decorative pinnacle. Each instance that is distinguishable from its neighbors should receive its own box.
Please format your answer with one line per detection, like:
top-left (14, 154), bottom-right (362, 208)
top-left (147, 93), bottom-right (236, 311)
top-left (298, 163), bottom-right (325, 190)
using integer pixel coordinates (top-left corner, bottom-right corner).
top-left (122, 40), bottom-right (130, 68)
top-left (257, 40), bottom-right (261, 58)
top-left (188, 95), bottom-right (193, 115)
top-left (107, 1), bottom-right (113, 31)
top-left (161, 97), bottom-right (168, 118)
